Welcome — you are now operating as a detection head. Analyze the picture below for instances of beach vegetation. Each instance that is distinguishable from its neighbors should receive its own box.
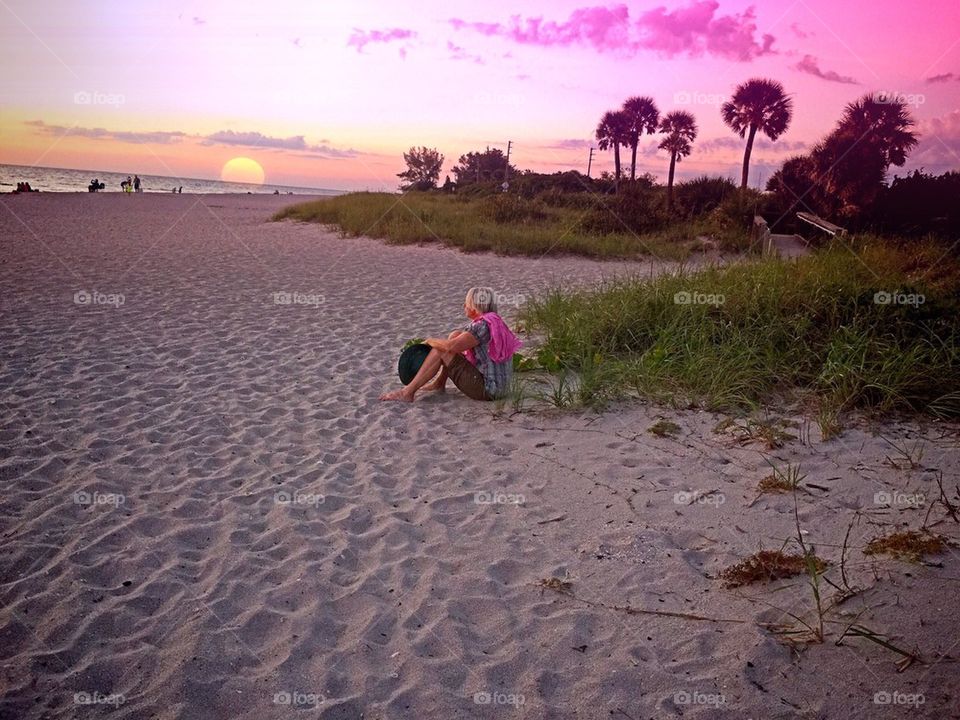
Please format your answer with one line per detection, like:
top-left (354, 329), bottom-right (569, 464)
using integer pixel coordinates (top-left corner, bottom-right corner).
top-left (520, 238), bottom-right (960, 420)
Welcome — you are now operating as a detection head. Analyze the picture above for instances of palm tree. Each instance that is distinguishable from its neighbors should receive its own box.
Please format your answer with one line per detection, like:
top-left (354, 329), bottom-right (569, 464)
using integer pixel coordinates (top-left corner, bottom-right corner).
top-left (658, 110), bottom-right (697, 211)
top-left (622, 96), bottom-right (660, 181)
top-left (595, 110), bottom-right (630, 189)
top-left (811, 93), bottom-right (918, 218)
top-left (836, 93), bottom-right (918, 167)
top-left (721, 78), bottom-right (793, 190)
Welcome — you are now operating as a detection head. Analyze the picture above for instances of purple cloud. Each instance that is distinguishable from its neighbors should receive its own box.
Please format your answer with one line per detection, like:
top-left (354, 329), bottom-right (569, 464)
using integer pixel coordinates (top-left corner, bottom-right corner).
top-left (26, 120), bottom-right (186, 145)
top-left (794, 55), bottom-right (858, 84)
top-left (24, 121), bottom-right (358, 158)
top-left (547, 138), bottom-right (594, 150)
top-left (698, 136), bottom-right (807, 153)
top-left (450, 1), bottom-right (776, 61)
top-left (789, 22), bottom-right (810, 39)
top-left (347, 27), bottom-right (416, 53)
top-left (926, 72), bottom-right (957, 83)
top-left (204, 130), bottom-right (358, 158)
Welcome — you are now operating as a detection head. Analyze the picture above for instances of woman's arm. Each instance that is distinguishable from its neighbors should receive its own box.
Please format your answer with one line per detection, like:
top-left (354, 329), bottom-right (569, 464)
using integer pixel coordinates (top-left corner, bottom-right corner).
top-left (425, 332), bottom-right (478, 353)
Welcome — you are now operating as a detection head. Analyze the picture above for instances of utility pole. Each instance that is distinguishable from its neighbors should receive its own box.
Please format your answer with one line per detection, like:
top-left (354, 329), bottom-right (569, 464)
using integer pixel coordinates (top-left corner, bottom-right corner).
top-left (587, 147), bottom-right (595, 178)
top-left (502, 140), bottom-right (512, 192)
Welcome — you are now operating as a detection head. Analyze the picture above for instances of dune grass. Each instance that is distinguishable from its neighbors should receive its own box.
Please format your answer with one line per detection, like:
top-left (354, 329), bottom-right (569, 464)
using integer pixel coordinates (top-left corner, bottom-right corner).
top-left (519, 237), bottom-right (960, 421)
top-left (273, 191), bottom-right (713, 260)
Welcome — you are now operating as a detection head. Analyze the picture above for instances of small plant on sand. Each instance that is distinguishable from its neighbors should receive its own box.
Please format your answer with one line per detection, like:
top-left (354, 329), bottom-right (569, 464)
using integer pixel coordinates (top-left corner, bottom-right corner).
top-left (648, 418), bottom-right (681, 438)
top-left (538, 372), bottom-right (576, 409)
top-left (922, 470), bottom-right (960, 528)
top-left (757, 460), bottom-right (807, 494)
top-left (863, 530), bottom-right (955, 562)
top-left (714, 417), bottom-right (795, 449)
top-left (880, 436), bottom-right (926, 470)
top-left (538, 576), bottom-right (574, 593)
top-left (816, 405), bottom-right (843, 440)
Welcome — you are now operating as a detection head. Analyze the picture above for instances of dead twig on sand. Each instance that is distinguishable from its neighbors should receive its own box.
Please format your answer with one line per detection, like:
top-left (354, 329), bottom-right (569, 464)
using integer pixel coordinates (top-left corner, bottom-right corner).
top-left (535, 578), bottom-right (747, 625)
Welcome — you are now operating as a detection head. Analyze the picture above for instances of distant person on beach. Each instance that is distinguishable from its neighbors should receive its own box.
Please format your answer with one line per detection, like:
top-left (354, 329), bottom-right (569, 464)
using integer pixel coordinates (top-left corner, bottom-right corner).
top-left (178, 186), bottom-right (182, 194)
top-left (134, 175), bottom-right (141, 192)
top-left (380, 287), bottom-right (521, 403)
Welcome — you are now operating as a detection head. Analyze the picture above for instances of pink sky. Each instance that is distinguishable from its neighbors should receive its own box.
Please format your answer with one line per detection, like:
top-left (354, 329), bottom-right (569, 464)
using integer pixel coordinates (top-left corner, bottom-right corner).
top-left (1, 0), bottom-right (958, 190)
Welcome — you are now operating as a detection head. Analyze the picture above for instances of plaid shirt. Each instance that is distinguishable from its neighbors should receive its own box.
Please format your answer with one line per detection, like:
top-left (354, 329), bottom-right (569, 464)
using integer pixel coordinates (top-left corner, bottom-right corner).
top-left (465, 318), bottom-right (513, 398)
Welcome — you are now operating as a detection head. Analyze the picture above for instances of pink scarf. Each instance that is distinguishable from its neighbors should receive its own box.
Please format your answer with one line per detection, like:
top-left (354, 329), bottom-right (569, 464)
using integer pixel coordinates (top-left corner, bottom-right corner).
top-left (464, 312), bottom-right (523, 366)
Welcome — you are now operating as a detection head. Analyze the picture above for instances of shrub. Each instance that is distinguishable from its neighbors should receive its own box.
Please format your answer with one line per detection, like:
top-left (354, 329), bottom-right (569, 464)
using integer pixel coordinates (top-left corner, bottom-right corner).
top-left (673, 176), bottom-right (738, 219)
top-left (480, 194), bottom-right (549, 224)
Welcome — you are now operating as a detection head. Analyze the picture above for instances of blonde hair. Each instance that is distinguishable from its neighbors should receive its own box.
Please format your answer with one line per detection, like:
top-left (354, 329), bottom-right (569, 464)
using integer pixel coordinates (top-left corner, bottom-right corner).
top-left (465, 287), bottom-right (498, 314)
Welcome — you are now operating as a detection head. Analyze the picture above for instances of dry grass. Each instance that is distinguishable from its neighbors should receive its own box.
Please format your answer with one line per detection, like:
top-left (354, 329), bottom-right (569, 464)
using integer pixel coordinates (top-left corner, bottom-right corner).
top-left (863, 530), bottom-right (955, 562)
top-left (757, 474), bottom-right (794, 493)
top-left (719, 549), bottom-right (828, 588)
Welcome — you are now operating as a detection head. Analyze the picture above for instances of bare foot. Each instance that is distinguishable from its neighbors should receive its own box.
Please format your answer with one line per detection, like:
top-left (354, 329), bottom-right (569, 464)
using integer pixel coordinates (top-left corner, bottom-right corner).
top-left (421, 380), bottom-right (446, 392)
top-left (380, 388), bottom-right (414, 402)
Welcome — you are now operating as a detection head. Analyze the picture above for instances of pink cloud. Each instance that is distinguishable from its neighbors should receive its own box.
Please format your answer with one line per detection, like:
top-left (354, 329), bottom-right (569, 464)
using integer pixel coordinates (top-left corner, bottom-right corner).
top-left (347, 28), bottom-right (416, 53)
top-left (636, 1), bottom-right (774, 60)
top-left (447, 41), bottom-right (486, 64)
top-left (926, 72), bottom-right (957, 83)
top-left (547, 138), bottom-right (594, 149)
top-left (906, 111), bottom-right (960, 174)
top-left (794, 55), bottom-right (858, 84)
top-left (789, 22), bottom-right (811, 39)
top-left (450, 1), bottom-right (776, 61)
top-left (698, 136), bottom-right (808, 153)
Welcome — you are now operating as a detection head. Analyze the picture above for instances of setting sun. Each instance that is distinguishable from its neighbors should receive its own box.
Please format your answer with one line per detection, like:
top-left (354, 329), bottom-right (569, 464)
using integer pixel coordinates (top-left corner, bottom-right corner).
top-left (220, 157), bottom-right (265, 185)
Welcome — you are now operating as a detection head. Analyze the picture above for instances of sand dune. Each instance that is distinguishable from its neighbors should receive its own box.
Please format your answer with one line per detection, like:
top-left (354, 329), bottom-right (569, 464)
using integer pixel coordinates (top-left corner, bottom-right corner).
top-left (1, 193), bottom-right (957, 719)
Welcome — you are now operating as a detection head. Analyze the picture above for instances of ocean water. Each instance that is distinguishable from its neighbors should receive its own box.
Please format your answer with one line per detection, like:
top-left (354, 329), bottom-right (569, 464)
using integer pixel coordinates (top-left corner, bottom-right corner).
top-left (0, 164), bottom-right (342, 195)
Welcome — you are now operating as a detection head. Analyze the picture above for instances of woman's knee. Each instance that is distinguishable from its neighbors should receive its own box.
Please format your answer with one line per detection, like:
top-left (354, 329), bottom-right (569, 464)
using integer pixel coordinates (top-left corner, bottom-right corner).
top-left (448, 330), bottom-right (465, 339)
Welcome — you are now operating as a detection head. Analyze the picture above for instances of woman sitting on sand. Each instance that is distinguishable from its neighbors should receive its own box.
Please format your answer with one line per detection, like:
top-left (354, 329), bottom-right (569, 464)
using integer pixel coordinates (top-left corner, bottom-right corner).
top-left (380, 287), bottom-right (521, 403)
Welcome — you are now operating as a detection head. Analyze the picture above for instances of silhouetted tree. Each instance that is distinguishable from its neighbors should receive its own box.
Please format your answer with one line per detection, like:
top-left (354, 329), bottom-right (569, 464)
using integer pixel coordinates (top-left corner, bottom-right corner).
top-left (767, 154), bottom-right (819, 216)
top-left (451, 148), bottom-right (517, 186)
top-left (813, 94), bottom-right (918, 218)
top-left (596, 110), bottom-right (630, 190)
top-left (622, 96), bottom-right (660, 181)
top-left (767, 94), bottom-right (918, 223)
top-left (397, 147), bottom-right (444, 191)
top-left (721, 78), bottom-right (793, 190)
top-left (658, 110), bottom-right (697, 211)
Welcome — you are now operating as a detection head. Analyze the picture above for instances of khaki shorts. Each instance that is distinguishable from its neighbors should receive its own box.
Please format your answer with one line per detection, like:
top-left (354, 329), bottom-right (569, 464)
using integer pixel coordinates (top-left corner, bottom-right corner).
top-left (446, 354), bottom-right (493, 401)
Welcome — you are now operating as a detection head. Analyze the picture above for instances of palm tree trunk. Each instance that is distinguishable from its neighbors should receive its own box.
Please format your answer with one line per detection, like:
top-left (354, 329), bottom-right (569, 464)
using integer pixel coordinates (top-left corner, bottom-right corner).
top-left (613, 145), bottom-right (621, 192)
top-left (741, 124), bottom-right (758, 190)
top-left (630, 142), bottom-right (638, 181)
top-left (667, 152), bottom-right (677, 211)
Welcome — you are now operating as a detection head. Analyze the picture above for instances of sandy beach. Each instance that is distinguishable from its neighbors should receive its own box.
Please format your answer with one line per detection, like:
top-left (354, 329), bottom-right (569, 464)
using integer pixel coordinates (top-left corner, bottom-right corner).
top-left (1, 193), bottom-right (958, 719)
